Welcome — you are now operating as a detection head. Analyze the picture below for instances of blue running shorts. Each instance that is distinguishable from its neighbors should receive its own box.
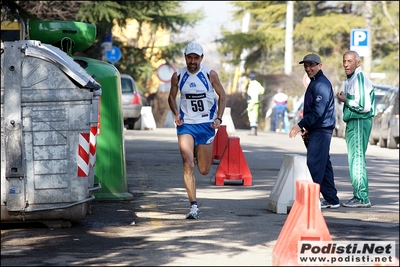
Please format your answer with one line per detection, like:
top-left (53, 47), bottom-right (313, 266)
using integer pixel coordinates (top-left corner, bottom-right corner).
top-left (177, 123), bottom-right (216, 146)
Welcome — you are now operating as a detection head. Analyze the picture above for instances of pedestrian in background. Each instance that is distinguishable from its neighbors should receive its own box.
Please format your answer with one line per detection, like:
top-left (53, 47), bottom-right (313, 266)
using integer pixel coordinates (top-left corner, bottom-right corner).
top-left (337, 50), bottom-right (375, 208)
top-left (246, 73), bottom-right (265, 135)
top-left (168, 42), bottom-right (226, 219)
top-left (273, 88), bottom-right (289, 133)
top-left (289, 53), bottom-right (340, 209)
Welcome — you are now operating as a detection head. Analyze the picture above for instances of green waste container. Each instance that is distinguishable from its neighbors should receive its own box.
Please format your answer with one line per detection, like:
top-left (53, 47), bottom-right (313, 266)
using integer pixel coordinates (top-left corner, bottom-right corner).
top-left (29, 20), bottom-right (97, 54)
top-left (73, 56), bottom-right (133, 200)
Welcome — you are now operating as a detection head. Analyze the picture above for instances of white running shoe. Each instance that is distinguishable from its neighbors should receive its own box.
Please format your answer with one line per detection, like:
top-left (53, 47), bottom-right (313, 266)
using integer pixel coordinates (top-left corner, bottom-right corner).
top-left (186, 204), bottom-right (199, 219)
top-left (320, 199), bottom-right (340, 209)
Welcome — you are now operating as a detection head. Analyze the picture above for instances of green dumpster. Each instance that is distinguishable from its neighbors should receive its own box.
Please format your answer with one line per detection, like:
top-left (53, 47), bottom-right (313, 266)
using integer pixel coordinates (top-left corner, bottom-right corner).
top-left (73, 56), bottom-right (133, 200)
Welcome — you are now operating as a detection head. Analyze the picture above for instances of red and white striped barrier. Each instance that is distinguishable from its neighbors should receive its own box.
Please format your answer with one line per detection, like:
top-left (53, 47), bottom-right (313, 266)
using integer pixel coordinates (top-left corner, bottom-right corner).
top-left (77, 132), bottom-right (90, 177)
top-left (89, 126), bottom-right (97, 166)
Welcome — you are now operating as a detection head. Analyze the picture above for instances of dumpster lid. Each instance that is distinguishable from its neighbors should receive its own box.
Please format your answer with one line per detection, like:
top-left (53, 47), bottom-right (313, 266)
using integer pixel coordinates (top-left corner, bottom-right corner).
top-left (29, 20), bottom-right (96, 53)
top-left (23, 41), bottom-right (101, 91)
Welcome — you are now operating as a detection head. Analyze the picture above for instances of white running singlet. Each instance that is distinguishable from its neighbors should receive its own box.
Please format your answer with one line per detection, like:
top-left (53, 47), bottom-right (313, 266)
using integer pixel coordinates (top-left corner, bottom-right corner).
top-left (177, 65), bottom-right (218, 124)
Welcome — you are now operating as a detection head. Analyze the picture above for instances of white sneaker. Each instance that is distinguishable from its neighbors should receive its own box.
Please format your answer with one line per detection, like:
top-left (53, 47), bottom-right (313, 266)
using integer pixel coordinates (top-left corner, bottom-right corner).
top-left (320, 199), bottom-right (340, 209)
top-left (341, 198), bottom-right (371, 208)
top-left (186, 204), bottom-right (199, 219)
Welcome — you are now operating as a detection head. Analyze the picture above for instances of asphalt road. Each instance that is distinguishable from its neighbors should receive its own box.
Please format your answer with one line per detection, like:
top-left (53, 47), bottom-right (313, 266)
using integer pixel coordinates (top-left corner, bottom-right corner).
top-left (1, 127), bottom-right (399, 266)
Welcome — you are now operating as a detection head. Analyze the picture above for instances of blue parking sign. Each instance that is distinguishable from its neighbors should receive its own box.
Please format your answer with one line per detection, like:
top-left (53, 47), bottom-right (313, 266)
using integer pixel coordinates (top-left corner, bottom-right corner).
top-left (105, 46), bottom-right (122, 63)
top-left (350, 29), bottom-right (369, 57)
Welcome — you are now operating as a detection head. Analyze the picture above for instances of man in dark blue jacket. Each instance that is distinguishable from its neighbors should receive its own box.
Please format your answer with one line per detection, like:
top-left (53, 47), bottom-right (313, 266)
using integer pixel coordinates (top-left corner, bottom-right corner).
top-left (289, 53), bottom-right (340, 209)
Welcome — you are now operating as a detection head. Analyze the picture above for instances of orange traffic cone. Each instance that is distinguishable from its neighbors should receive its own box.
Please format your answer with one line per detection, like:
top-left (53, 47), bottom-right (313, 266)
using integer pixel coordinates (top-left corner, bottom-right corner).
top-left (211, 125), bottom-right (228, 164)
top-left (272, 180), bottom-right (332, 266)
top-left (215, 136), bottom-right (252, 186)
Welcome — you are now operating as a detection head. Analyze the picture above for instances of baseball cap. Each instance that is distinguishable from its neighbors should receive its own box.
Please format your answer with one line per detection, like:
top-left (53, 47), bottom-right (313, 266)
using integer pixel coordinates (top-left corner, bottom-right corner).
top-left (185, 42), bottom-right (203, 56)
top-left (299, 53), bottom-right (322, 64)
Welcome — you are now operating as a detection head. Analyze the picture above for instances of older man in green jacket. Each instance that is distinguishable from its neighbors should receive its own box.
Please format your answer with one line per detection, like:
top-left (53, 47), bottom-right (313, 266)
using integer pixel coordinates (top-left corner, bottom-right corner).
top-left (337, 50), bottom-right (376, 208)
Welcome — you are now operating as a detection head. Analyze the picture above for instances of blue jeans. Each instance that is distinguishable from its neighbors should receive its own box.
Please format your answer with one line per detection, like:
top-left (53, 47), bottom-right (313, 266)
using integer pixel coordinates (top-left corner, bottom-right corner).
top-left (275, 107), bottom-right (286, 131)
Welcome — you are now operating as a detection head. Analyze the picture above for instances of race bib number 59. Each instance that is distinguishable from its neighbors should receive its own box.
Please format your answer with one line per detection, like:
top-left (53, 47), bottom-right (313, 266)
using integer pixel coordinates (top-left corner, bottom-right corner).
top-left (186, 93), bottom-right (208, 115)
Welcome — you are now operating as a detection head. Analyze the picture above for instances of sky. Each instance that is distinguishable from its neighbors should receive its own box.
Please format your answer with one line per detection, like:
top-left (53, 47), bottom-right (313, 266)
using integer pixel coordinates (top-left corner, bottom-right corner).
top-left (181, 1), bottom-right (239, 43)
top-left (180, 1), bottom-right (240, 69)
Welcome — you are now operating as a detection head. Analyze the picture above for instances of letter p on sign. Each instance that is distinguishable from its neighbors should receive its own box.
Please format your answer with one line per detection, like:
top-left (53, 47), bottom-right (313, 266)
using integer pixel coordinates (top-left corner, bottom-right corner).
top-left (350, 29), bottom-right (369, 57)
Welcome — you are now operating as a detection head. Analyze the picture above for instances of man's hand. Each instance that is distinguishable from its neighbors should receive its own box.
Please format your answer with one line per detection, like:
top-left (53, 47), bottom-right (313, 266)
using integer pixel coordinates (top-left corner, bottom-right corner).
top-left (289, 124), bottom-right (301, 138)
top-left (174, 115), bottom-right (183, 126)
top-left (211, 118), bottom-right (221, 129)
top-left (336, 91), bottom-right (346, 103)
top-left (301, 128), bottom-right (309, 148)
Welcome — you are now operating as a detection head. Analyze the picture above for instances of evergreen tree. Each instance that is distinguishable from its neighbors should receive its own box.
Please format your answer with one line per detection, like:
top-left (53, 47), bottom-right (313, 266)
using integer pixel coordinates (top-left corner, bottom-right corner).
top-left (217, 1), bottom-right (399, 87)
top-left (1, 1), bottom-right (204, 93)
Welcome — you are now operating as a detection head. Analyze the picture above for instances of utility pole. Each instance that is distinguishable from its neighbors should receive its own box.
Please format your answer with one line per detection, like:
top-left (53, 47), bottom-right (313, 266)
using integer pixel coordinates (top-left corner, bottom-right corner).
top-left (364, 1), bottom-right (373, 77)
top-left (284, 1), bottom-right (294, 75)
top-left (232, 12), bottom-right (251, 93)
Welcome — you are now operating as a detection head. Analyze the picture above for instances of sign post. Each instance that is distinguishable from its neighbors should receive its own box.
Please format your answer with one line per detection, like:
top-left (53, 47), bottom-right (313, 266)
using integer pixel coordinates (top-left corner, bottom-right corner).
top-left (157, 64), bottom-right (175, 83)
top-left (105, 46), bottom-right (122, 64)
top-left (350, 29), bottom-right (369, 57)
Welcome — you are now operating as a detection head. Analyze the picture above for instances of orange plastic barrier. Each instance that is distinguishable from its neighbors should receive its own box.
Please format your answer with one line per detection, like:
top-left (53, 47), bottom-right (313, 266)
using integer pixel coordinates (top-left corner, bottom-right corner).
top-left (215, 136), bottom-right (252, 186)
top-left (211, 125), bottom-right (228, 164)
top-left (272, 180), bottom-right (332, 266)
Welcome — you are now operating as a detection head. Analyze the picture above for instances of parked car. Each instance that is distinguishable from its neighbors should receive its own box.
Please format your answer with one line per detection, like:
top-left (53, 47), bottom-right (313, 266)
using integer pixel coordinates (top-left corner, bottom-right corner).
top-left (334, 84), bottom-right (391, 138)
top-left (121, 74), bottom-right (143, 130)
top-left (370, 86), bottom-right (399, 148)
top-left (388, 89), bottom-right (400, 148)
